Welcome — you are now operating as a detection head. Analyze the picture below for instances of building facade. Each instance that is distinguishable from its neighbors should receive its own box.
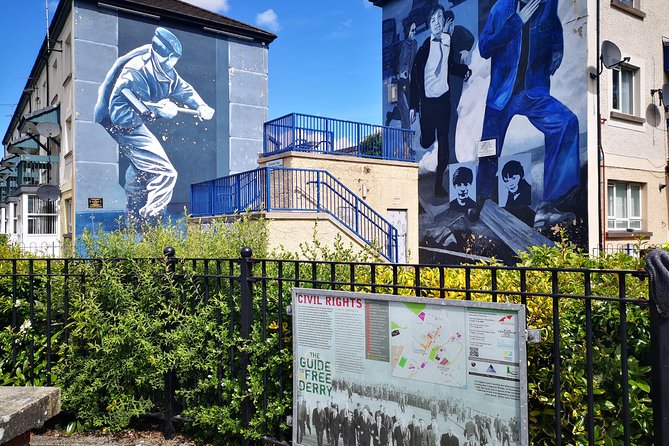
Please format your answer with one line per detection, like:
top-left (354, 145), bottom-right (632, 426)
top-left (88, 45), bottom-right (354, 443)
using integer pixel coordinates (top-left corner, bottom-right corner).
top-left (597, 0), bottom-right (669, 253)
top-left (1, 0), bottom-right (275, 254)
top-left (374, 0), bottom-right (669, 263)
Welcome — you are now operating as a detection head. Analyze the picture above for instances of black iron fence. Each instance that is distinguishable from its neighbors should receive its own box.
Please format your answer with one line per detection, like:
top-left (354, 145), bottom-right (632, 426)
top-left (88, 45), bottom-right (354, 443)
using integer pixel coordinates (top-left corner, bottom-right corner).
top-left (0, 248), bottom-right (666, 445)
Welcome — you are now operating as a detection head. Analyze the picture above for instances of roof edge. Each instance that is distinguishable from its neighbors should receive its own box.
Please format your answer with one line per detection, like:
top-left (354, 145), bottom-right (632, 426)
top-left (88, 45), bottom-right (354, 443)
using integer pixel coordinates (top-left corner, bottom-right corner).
top-left (96, 0), bottom-right (277, 44)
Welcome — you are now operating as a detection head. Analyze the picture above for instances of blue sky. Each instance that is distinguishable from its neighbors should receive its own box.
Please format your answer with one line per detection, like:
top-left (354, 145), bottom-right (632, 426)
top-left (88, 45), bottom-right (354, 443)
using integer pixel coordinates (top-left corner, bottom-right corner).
top-left (0, 0), bottom-right (382, 138)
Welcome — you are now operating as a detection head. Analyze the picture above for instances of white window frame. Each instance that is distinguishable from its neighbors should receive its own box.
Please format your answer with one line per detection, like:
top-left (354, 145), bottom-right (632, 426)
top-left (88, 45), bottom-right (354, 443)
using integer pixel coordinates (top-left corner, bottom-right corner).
top-left (11, 203), bottom-right (17, 235)
top-left (27, 195), bottom-right (58, 235)
top-left (607, 181), bottom-right (642, 231)
top-left (611, 65), bottom-right (638, 116)
top-left (64, 198), bottom-right (72, 235)
top-left (616, 0), bottom-right (640, 9)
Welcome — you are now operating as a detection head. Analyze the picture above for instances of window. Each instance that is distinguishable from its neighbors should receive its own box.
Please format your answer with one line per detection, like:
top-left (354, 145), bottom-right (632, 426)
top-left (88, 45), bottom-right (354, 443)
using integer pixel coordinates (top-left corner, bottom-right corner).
top-left (11, 203), bottom-right (17, 235)
top-left (611, 0), bottom-right (645, 17)
top-left (27, 195), bottom-right (58, 235)
top-left (64, 198), bottom-right (72, 234)
top-left (612, 66), bottom-right (636, 115)
top-left (63, 34), bottom-right (73, 85)
top-left (607, 181), bottom-right (641, 230)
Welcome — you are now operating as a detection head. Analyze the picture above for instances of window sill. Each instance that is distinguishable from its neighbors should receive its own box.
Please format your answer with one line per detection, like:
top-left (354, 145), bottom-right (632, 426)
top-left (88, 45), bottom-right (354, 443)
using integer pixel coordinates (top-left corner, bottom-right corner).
top-left (606, 230), bottom-right (652, 239)
top-left (610, 0), bottom-right (646, 19)
top-left (610, 111), bottom-right (645, 125)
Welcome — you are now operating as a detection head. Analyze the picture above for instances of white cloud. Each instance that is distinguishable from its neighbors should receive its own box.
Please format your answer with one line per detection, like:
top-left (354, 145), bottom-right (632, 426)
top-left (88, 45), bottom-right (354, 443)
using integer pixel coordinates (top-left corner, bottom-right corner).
top-left (330, 18), bottom-right (354, 39)
top-left (256, 9), bottom-right (281, 32)
top-left (182, 0), bottom-right (230, 13)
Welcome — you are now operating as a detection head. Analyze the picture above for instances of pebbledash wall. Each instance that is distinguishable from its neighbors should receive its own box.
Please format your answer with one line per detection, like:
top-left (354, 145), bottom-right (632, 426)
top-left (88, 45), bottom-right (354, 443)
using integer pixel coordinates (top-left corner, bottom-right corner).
top-left (375, 0), bottom-right (591, 264)
top-left (72, 1), bottom-right (272, 237)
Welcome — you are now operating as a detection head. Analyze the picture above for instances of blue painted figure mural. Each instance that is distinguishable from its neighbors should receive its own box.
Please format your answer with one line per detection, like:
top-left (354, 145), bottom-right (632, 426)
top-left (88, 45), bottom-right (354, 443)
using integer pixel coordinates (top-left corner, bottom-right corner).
top-left (475, 0), bottom-right (579, 227)
top-left (94, 27), bottom-right (215, 227)
top-left (381, 0), bottom-right (587, 263)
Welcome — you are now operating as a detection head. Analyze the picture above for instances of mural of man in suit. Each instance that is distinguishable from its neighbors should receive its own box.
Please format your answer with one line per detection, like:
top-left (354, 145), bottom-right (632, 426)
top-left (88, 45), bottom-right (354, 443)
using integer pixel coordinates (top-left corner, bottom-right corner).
top-left (410, 5), bottom-right (471, 198)
top-left (94, 27), bottom-right (215, 227)
top-left (475, 0), bottom-right (579, 227)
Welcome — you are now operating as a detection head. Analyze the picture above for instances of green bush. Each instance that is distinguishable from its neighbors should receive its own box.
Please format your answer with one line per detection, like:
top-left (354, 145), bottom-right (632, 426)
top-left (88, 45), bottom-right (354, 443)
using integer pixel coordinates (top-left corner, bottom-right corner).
top-left (0, 221), bottom-right (655, 445)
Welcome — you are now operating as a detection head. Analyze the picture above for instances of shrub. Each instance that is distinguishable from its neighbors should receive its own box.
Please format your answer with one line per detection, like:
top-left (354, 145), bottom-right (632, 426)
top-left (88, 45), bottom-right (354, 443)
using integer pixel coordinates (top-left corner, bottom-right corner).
top-left (0, 222), bottom-right (655, 444)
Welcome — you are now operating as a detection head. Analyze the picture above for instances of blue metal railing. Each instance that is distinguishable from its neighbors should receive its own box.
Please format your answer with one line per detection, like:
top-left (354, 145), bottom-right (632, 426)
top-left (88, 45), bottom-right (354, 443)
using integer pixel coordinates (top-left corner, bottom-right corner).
top-left (191, 167), bottom-right (399, 262)
top-left (263, 113), bottom-right (414, 162)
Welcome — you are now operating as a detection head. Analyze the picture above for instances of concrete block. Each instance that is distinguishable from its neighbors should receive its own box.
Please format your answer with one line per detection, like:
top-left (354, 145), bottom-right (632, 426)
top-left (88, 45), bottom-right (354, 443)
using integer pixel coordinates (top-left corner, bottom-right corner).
top-left (74, 3), bottom-right (118, 46)
top-left (74, 80), bottom-right (103, 123)
top-left (229, 137), bottom-right (262, 173)
top-left (0, 387), bottom-right (60, 445)
top-left (229, 42), bottom-right (267, 73)
top-left (229, 104), bottom-right (266, 139)
top-left (75, 41), bottom-right (118, 83)
top-left (229, 71), bottom-right (267, 108)
top-left (75, 162), bottom-right (126, 211)
top-left (75, 121), bottom-right (119, 163)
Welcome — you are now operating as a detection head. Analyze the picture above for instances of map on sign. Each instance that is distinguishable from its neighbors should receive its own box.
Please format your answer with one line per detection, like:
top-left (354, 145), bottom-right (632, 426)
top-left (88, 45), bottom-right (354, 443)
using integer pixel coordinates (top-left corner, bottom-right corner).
top-left (389, 302), bottom-right (466, 386)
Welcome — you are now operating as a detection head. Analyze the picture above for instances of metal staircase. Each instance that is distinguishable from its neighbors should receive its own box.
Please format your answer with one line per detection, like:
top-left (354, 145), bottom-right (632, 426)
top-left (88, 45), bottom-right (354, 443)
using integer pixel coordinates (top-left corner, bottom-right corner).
top-left (191, 167), bottom-right (399, 262)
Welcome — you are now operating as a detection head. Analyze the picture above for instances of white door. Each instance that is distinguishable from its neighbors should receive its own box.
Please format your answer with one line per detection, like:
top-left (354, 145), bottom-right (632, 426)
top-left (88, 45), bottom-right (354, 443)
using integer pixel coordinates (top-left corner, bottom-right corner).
top-left (387, 209), bottom-right (407, 263)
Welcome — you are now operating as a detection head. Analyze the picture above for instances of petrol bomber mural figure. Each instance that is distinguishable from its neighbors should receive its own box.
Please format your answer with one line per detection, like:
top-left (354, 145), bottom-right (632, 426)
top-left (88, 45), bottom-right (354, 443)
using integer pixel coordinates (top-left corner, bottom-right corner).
top-left (381, 0), bottom-right (587, 264)
top-left (94, 27), bottom-right (215, 227)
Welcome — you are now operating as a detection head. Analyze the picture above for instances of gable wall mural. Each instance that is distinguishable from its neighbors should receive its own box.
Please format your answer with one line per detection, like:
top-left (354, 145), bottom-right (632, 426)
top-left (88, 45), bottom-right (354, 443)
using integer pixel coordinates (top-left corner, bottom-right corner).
top-left (73, 2), bottom-right (266, 236)
top-left (381, 0), bottom-right (588, 263)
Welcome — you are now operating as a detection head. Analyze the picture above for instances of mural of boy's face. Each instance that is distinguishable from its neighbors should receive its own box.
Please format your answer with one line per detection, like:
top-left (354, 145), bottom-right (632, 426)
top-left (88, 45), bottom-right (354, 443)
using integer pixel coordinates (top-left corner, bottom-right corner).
top-left (455, 182), bottom-right (471, 204)
top-left (503, 174), bottom-right (521, 194)
top-left (429, 9), bottom-right (444, 37)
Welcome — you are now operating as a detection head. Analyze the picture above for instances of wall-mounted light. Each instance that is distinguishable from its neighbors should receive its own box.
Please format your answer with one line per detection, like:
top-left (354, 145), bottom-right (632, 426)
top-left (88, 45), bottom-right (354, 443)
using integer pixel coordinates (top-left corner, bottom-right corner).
top-left (660, 183), bottom-right (667, 192)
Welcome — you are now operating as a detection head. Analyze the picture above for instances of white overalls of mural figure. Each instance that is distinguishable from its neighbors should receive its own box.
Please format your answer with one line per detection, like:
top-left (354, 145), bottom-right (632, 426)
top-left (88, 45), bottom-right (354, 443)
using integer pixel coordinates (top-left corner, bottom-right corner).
top-left (94, 27), bottom-right (215, 227)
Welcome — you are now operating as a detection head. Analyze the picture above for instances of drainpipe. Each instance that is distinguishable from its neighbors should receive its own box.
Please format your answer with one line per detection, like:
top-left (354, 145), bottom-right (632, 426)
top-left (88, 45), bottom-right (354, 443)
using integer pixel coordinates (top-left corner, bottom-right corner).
top-left (596, 0), bottom-right (604, 251)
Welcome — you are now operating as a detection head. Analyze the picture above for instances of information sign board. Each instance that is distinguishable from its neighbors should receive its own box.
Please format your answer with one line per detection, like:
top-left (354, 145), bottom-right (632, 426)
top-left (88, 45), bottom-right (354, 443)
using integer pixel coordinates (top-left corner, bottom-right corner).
top-left (292, 288), bottom-right (528, 446)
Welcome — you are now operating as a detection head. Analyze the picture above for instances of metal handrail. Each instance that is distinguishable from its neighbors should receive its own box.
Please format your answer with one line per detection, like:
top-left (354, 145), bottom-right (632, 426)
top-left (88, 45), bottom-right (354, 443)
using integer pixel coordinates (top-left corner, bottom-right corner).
top-left (191, 167), bottom-right (398, 262)
top-left (263, 113), bottom-right (414, 162)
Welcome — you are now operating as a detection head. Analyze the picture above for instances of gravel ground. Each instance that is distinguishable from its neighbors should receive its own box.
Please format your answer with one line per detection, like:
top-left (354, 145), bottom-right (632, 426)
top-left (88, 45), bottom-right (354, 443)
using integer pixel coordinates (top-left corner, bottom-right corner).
top-left (31, 430), bottom-right (198, 446)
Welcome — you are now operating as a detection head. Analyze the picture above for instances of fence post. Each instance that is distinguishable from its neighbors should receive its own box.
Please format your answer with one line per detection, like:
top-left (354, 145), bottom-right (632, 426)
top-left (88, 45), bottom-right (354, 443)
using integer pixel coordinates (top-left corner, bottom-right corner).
top-left (317, 171), bottom-right (321, 211)
top-left (651, 301), bottom-right (669, 445)
top-left (163, 247), bottom-right (177, 440)
top-left (239, 247), bottom-right (255, 446)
